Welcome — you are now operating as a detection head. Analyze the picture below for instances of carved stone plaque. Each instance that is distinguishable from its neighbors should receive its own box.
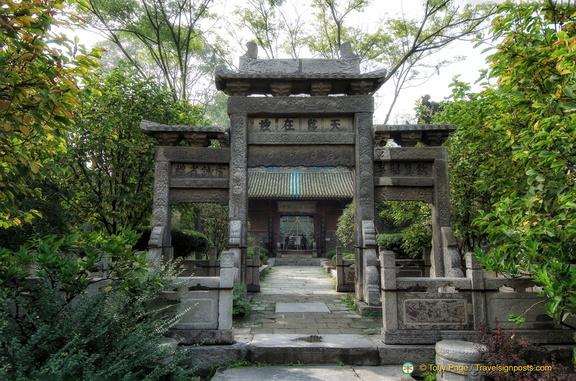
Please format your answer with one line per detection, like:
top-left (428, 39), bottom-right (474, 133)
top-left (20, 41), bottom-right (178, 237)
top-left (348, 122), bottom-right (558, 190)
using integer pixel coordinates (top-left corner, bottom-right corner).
top-left (171, 163), bottom-right (229, 179)
top-left (249, 117), bottom-right (353, 133)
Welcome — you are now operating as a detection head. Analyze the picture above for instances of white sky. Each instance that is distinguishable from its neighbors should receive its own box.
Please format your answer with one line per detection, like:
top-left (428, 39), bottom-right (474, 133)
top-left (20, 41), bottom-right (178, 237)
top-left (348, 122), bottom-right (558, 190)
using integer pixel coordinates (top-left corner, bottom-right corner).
top-left (70, 0), bottom-right (495, 124)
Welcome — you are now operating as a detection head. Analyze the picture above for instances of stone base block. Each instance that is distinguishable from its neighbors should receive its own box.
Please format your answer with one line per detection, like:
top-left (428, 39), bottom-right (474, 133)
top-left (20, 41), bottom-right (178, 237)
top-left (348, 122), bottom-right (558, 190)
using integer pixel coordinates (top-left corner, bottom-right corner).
top-left (382, 330), bottom-right (480, 345)
top-left (356, 301), bottom-right (382, 316)
top-left (186, 341), bottom-right (248, 378)
top-left (167, 328), bottom-right (235, 345)
top-left (436, 340), bottom-right (486, 381)
top-left (377, 344), bottom-right (435, 377)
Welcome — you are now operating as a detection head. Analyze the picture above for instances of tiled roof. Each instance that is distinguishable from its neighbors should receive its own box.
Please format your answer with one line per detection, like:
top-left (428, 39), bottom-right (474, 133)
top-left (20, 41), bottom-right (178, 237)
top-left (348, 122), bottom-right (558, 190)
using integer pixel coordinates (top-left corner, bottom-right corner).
top-left (248, 167), bottom-right (353, 199)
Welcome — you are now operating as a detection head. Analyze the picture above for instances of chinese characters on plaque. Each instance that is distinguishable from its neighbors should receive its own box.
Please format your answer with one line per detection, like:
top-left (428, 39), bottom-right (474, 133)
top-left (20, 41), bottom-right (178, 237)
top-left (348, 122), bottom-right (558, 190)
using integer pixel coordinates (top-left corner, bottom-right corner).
top-left (250, 117), bottom-right (353, 133)
top-left (375, 162), bottom-right (432, 177)
top-left (171, 163), bottom-right (229, 179)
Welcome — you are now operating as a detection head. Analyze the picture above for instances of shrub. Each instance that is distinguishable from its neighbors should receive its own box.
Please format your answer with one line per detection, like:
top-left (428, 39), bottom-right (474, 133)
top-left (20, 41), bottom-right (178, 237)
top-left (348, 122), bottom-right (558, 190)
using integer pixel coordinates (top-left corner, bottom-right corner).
top-left (478, 325), bottom-right (569, 380)
top-left (247, 246), bottom-right (269, 262)
top-left (325, 249), bottom-right (354, 260)
top-left (135, 228), bottom-right (211, 258)
top-left (0, 229), bottom-right (194, 380)
top-left (232, 284), bottom-right (252, 317)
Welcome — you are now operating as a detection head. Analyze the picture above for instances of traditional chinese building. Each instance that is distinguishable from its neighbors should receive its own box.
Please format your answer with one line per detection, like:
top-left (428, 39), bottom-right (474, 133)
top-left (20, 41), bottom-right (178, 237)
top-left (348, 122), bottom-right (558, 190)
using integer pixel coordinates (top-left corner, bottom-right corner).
top-left (247, 166), bottom-right (353, 256)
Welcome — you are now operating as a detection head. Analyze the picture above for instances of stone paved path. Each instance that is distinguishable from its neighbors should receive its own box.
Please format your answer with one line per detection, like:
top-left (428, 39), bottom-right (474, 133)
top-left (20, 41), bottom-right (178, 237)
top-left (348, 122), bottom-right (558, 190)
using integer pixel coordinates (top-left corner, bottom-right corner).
top-left (233, 266), bottom-right (382, 336)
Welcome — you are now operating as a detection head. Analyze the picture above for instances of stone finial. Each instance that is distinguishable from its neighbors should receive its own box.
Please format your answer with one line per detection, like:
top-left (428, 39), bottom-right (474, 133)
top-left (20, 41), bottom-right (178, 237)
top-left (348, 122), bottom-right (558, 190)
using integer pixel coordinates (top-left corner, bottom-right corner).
top-left (244, 41), bottom-right (258, 59)
top-left (340, 42), bottom-right (357, 59)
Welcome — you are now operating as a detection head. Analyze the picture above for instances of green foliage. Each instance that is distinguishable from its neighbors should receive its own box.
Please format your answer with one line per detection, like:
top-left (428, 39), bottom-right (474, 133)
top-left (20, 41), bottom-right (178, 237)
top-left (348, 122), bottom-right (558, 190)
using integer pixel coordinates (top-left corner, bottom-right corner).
top-left (0, 229), bottom-right (193, 380)
top-left (341, 295), bottom-right (357, 311)
top-left (0, 181), bottom-right (69, 251)
top-left (336, 203), bottom-right (354, 249)
top-left (57, 65), bottom-right (207, 235)
top-left (79, 0), bottom-right (220, 102)
top-left (0, 0), bottom-right (101, 227)
top-left (232, 284), bottom-right (252, 317)
top-left (325, 249), bottom-right (354, 260)
top-left (134, 228), bottom-right (210, 258)
top-left (376, 233), bottom-right (403, 253)
top-left (378, 201), bottom-right (432, 259)
top-left (437, 2), bottom-right (576, 325)
top-left (247, 246), bottom-right (270, 262)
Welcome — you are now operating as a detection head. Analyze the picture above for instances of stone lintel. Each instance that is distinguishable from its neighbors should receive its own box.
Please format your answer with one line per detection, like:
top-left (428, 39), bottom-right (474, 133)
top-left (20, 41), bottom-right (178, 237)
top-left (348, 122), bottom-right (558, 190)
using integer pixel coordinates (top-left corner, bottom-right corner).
top-left (374, 187), bottom-right (433, 203)
top-left (141, 120), bottom-right (229, 147)
top-left (247, 145), bottom-right (355, 167)
top-left (170, 178), bottom-right (229, 189)
top-left (373, 124), bottom-right (456, 147)
top-left (374, 147), bottom-right (447, 162)
top-left (155, 146), bottom-right (230, 163)
top-left (227, 96), bottom-right (374, 115)
top-left (169, 188), bottom-right (229, 205)
top-left (374, 177), bottom-right (435, 187)
top-left (248, 132), bottom-right (355, 145)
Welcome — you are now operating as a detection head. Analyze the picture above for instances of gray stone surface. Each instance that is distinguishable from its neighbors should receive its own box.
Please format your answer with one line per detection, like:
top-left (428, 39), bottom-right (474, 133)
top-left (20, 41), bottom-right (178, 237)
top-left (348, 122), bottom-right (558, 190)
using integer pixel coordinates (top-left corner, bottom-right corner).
top-left (276, 302), bottom-right (331, 313)
top-left (211, 365), bottom-right (416, 381)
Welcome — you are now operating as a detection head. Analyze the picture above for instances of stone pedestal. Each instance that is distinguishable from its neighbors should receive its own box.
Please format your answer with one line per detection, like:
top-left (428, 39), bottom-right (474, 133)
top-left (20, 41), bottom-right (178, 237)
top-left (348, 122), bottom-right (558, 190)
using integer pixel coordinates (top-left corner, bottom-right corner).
top-left (435, 340), bottom-right (486, 381)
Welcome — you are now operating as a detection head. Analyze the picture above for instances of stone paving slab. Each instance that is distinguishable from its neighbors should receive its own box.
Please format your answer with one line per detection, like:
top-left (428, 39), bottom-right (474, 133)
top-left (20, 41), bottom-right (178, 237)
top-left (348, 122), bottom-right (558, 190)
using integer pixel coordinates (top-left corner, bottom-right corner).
top-left (276, 302), bottom-right (331, 313)
top-left (210, 365), bottom-right (417, 381)
top-left (233, 266), bottom-right (382, 336)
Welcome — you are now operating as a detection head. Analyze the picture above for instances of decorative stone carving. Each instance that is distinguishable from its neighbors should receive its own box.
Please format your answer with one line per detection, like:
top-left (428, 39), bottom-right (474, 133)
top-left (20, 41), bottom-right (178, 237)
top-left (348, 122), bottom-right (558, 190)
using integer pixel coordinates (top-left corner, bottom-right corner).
top-left (228, 96), bottom-right (374, 114)
top-left (373, 124), bottom-right (456, 147)
top-left (141, 120), bottom-right (229, 147)
top-left (310, 81), bottom-right (332, 96)
top-left (270, 82), bottom-right (292, 96)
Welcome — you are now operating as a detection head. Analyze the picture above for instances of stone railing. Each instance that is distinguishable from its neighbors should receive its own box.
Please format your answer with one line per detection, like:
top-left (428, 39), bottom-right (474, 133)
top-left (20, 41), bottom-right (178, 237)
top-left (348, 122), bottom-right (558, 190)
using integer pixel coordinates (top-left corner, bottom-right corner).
top-left (156, 251), bottom-right (235, 345)
top-left (380, 249), bottom-right (574, 345)
top-left (335, 247), bottom-right (355, 292)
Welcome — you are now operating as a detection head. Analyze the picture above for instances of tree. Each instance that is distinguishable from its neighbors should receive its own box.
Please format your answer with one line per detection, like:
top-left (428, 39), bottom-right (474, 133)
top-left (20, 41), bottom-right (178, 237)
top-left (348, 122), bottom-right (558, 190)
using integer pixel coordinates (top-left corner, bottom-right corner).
top-left (0, 0), bottom-right (100, 228)
top-left (437, 1), bottom-right (576, 326)
top-left (58, 65), bottom-right (208, 235)
top-left (79, 0), bottom-right (220, 103)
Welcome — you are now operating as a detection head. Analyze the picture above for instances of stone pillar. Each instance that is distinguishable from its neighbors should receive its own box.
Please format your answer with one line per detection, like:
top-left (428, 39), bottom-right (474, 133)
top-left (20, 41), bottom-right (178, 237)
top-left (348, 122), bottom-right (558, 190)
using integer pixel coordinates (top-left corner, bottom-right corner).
top-left (431, 148), bottom-right (451, 277)
top-left (218, 251), bottom-right (235, 335)
top-left (380, 249), bottom-right (398, 333)
top-left (362, 221), bottom-right (381, 306)
top-left (148, 148), bottom-right (172, 261)
top-left (228, 112), bottom-right (248, 283)
top-left (354, 111), bottom-right (375, 302)
top-left (466, 252), bottom-right (487, 330)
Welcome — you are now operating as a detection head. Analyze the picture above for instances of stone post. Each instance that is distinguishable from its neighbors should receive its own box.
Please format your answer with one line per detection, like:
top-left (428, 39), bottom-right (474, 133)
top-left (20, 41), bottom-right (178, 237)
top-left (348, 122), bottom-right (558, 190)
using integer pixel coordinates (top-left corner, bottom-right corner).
top-left (380, 249), bottom-right (398, 333)
top-left (362, 221), bottom-right (381, 306)
top-left (148, 149), bottom-right (172, 261)
top-left (228, 113), bottom-right (248, 284)
top-left (354, 110), bottom-right (375, 302)
top-left (218, 251), bottom-right (235, 335)
top-left (430, 148), bottom-right (451, 277)
top-left (466, 252), bottom-right (487, 330)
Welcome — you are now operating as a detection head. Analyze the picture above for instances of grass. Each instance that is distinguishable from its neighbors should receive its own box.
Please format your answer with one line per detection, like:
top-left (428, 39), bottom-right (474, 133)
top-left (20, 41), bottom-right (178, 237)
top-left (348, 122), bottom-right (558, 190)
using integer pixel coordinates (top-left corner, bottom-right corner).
top-left (341, 294), bottom-right (357, 311)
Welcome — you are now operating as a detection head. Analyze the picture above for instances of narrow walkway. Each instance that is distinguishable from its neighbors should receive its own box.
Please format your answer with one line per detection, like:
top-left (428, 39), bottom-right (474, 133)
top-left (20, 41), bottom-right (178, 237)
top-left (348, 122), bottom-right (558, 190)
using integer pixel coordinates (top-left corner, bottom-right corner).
top-left (234, 266), bottom-right (382, 336)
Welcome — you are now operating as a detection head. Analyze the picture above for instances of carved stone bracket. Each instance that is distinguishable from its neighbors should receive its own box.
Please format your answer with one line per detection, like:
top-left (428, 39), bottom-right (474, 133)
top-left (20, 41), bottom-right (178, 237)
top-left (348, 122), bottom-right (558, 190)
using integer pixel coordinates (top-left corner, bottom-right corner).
top-left (310, 81), bottom-right (332, 96)
top-left (141, 120), bottom-right (230, 147)
top-left (373, 124), bottom-right (456, 147)
top-left (270, 82), bottom-right (292, 96)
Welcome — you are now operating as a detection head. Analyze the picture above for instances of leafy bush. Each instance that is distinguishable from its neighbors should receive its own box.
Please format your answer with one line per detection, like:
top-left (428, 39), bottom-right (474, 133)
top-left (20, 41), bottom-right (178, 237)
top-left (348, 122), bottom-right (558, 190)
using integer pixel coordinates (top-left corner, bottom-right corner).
top-left (232, 284), bottom-right (252, 317)
top-left (0, 229), bottom-right (194, 380)
top-left (377, 233), bottom-right (403, 252)
top-left (247, 246), bottom-right (269, 262)
top-left (135, 228), bottom-right (211, 258)
top-left (478, 325), bottom-right (569, 381)
top-left (325, 249), bottom-right (354, 260)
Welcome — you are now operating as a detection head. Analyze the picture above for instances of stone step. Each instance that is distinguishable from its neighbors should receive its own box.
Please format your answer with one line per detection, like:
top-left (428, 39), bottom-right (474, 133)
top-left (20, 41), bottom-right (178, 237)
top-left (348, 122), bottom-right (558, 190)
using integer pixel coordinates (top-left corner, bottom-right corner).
top-left (210, 365), bottom-right (418, 380)
top-left (273, 257), bottom-right (324, 266)
top-left (189, 334), bottom-right (434, 379)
